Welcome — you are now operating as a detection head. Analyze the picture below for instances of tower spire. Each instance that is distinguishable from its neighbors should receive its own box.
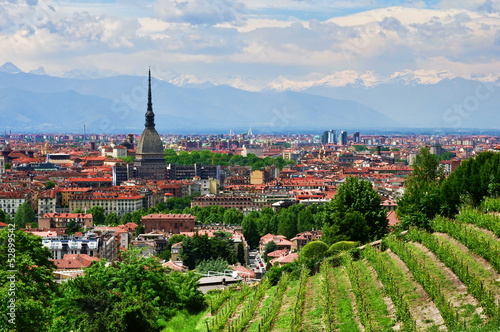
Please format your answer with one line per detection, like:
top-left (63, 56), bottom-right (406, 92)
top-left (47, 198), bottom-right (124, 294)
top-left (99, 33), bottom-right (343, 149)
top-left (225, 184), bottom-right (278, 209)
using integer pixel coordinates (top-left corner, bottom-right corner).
top-left (145, 67), bottom-right (155, 128)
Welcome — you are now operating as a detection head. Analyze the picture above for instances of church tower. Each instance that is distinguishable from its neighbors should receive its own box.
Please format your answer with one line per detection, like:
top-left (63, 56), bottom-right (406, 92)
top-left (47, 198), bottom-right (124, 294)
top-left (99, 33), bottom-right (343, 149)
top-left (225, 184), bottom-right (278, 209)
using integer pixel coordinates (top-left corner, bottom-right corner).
top-left (133, 69), bottom-right (167, 180)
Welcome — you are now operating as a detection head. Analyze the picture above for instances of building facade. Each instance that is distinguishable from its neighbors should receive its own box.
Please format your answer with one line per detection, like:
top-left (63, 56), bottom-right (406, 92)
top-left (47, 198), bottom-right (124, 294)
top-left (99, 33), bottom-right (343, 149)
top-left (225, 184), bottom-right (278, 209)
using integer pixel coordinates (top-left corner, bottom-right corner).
top-left (140, 213), bottom-right (196, 234)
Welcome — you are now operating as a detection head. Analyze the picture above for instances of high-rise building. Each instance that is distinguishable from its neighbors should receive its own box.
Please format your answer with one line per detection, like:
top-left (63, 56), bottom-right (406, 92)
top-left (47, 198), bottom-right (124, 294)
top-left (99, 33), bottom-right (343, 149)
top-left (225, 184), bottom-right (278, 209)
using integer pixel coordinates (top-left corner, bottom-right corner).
top-left (133, 69), bottom-right (167, 180)
top-left (321, 130), bottom-right (337, 145)
top-left (353, 132), bottom-right (360, 143)
top-left (340, 131), bottom-right (348, 145)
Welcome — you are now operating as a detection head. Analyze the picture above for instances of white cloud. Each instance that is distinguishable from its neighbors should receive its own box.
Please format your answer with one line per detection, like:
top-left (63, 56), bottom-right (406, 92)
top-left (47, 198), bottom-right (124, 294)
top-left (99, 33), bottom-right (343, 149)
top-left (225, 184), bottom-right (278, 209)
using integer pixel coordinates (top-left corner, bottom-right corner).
top-left (153, 0), bottom-right (246, 25)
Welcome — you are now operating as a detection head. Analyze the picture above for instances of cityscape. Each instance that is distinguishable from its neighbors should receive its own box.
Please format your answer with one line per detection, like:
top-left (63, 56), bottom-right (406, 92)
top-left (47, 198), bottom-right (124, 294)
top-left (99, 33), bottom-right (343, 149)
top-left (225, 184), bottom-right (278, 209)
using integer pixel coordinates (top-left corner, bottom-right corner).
top-left (2, 0), bottom-right (500, 332)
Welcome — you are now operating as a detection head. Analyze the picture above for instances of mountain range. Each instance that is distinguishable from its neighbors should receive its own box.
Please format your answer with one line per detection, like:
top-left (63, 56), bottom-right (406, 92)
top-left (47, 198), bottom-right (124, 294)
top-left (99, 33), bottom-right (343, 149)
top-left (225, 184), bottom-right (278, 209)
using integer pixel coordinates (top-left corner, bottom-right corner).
top-left (0, 62), bottom-right (498, 134)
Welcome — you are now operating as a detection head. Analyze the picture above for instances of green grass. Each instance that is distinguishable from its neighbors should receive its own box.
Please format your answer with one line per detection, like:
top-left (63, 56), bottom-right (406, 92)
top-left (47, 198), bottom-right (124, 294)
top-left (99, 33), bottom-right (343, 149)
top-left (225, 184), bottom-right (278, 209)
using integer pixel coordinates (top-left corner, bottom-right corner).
top-left (246, 285), bottom-right (278, 332)
top-left (272, 279), bottom-right (300, 332)
top-left (403, 242), bottom-right (481, 323)
top-left (331, 266), bottom-right (360, 332)
top-left (162, 309), bottom-right (210, 332)
top-left (300, 273), bottom-right (325, 332)
top-left (433, 233), bottom-right (500, 296)
top-left (347, 258), bottom-right (395, 331)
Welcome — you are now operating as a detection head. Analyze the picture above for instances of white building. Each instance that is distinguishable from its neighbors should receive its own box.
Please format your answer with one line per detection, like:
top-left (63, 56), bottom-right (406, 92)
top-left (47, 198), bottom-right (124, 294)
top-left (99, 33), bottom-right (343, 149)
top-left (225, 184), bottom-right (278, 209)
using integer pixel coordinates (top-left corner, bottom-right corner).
top-left (0, 191), bottom-right (30, 218)
top-left (42, 234), bottom-right (99, 260)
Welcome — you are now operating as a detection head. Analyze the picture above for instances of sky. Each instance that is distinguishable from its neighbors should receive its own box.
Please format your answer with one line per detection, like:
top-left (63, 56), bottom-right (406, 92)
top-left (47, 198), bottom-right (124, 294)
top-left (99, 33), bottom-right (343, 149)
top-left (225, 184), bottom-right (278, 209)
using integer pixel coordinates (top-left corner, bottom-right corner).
top-left (1, 0), bottom-right (499, 90)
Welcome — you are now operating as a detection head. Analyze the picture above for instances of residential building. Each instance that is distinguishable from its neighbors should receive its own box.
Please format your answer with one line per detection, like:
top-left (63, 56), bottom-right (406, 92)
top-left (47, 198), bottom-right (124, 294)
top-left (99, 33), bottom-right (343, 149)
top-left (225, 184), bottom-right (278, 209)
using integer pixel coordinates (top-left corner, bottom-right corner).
top-left (38, 213), bottom-right (93, 229)
top-left (42, 234), bottom-right (99, 260)
top-left (141, 213), bottom-right (196, 234)
top-left (69, 191), bottom-right (143, 217)
top-left (191, 196), bottom-right (253, 211)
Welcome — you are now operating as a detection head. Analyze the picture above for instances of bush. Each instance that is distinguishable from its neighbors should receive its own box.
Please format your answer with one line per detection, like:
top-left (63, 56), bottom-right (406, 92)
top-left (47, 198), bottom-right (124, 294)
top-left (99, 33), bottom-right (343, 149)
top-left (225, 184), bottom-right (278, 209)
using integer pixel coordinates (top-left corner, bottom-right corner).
top-left (301, 240), bottom-right (328, 259)
top-left (266, 265), bottom-right (283, 286)
top-left (327, 241), bottom-right (359, 256)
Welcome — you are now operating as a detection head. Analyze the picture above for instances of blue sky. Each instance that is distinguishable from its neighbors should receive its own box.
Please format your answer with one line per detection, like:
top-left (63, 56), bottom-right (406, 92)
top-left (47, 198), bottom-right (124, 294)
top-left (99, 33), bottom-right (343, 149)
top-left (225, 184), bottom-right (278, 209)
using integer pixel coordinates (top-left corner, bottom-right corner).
top-left (1, 0), bottom-right (499, 89)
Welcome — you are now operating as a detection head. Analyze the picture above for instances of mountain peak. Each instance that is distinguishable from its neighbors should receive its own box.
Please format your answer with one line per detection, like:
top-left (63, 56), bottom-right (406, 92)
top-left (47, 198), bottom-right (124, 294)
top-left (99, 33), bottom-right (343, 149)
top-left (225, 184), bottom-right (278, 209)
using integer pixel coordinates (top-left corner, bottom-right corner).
top-left (29, 66), bottom-right (47, 75)
top-left (0, 62), bottom-right (23, 74)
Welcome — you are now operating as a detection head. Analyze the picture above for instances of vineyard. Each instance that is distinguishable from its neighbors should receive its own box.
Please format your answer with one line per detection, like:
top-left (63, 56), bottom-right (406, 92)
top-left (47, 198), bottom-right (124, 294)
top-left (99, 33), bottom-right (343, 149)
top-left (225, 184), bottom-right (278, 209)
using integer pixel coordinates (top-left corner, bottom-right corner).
top-left (165, 208), bottom-right (500, 332)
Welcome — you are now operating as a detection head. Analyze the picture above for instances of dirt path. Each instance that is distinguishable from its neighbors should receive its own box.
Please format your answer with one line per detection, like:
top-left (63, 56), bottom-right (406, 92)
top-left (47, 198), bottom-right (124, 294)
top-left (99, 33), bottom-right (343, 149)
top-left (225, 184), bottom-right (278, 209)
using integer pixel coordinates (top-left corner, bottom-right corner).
top-left (364, 260), bottom-right (401, 330)
top-left (300, 273), bottom-right (326, 332)
top-left (467, 223), bottom-right (500, 240)
top-left (434, 232), bottom-right (500, 303)
top-left (386, 249), bottom-right (447, 331)
top-left (410, 242), bottom-right (486, 322)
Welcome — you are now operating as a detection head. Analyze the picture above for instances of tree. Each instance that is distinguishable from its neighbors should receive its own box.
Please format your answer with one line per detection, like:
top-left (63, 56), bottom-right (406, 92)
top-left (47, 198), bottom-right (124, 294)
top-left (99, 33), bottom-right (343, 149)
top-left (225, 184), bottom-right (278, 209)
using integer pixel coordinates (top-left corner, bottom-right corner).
top-left (0, 229), bottom-right (57, 331)
top-left (89, 206), bottom-right (105, 225)
top-left (241, 213), bottom-right (260, 249)
top-left (322, 176), bottom-right (387, 244)
top-left (14, 202), bottom-right (36, 229)
top-left (397, 146), bottom-right (444, 228)
top-left (51, 249), bottom-right (205, 331)
top-left (65, 220), bottom-right (80, 235)
top-left (135, 224), bottom-right (145, 237)
top-left (104, 213), bottom-right (120, 225)
top-left (45, 181), bottom-right (56, 190)
top-left (223, 208), bottom-right (244, 225)
top-left (5, 162), bottom-right (11, 170)
top-left (276, 209), bottom-right (298, 240)
top-left (297, 208), bottom-right (314, 233)
top-left (195, 258), bottom-right (229, 274)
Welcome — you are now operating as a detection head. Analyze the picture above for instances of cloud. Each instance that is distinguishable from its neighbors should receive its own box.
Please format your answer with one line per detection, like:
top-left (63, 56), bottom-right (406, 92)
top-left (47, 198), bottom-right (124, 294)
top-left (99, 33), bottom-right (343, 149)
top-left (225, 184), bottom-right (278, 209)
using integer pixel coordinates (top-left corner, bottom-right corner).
top-left (153, 0), bottom-right (246, 25)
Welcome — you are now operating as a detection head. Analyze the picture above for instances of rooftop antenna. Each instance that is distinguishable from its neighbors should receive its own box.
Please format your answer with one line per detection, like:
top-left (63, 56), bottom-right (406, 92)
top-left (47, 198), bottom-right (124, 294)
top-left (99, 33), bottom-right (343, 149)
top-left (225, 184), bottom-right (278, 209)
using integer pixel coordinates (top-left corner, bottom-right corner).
top-left (83, 124), bottom-right (86, 145)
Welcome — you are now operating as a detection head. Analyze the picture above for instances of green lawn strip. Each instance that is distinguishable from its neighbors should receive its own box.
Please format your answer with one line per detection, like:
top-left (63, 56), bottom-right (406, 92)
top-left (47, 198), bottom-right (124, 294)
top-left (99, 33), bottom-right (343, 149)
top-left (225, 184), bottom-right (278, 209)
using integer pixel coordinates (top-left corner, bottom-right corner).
top-left (272, 278), bottom-right (301, 332)
top-left (405, 228), bottom-right (495, 323)
top-left (320, 262), bottom-right (333, 332)
top-left (344, 255), bottom-right (394, 331)
top-left (386, 236), bottom-right (458, 329)
top-left (363, 246), bottom-right (415, 331)
top-left (331, 266), bottom-right (360, 332)
top-left (430, 215), bottom-right (500, 273)
top-left (432, 232), bottom-right (500, 302)
top-left (245, 285), bottom-right (278, 332)
top-left (300, 273), bottom-right (325, 332)
top-left (456, 207), bottom-right (500, 238)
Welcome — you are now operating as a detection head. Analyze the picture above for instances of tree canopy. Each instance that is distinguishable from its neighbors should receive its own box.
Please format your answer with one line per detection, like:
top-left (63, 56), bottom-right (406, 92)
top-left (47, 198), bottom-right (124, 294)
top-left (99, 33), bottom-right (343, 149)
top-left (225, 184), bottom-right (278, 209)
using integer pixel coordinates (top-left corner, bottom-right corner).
top-left (322, 176), bottom-right (388, 245)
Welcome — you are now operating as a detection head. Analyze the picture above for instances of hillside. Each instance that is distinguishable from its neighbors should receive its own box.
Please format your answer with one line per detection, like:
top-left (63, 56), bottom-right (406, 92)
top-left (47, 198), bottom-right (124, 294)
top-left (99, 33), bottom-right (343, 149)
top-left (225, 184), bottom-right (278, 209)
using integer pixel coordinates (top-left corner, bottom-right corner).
top-left (169, 205), bottom-right (500, 331)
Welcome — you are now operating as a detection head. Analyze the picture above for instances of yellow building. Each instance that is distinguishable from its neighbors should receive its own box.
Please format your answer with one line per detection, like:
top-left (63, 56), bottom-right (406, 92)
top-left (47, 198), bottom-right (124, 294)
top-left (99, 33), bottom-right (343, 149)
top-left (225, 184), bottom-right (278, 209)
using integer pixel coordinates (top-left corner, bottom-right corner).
top-left (250, 169), bottom-right (270, 185)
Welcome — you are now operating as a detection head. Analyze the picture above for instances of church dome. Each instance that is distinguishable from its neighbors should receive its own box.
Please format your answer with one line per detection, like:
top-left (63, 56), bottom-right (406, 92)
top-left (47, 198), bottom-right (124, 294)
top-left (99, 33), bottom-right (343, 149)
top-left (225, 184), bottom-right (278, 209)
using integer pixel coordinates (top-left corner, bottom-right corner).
top-left (136, 127), bottom-right (164, 154)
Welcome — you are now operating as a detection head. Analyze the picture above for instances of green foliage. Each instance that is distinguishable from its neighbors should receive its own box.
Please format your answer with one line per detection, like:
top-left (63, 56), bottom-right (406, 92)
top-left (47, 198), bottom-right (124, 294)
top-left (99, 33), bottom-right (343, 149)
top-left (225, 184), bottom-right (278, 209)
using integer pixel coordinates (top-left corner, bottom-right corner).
top-left (45, 181), bottom-right (56, 189)
top-left (164, 149), bottom-right (294, 170)
top-left (397, 146), bottom-right (444, 229)
top-left (300, 241), bottom-right (328, 259)
top-left (223, 208), bottom-right (244, 225)
top-left (260, 273), bottom-right (291, 332)
top-left (14, 202), bottom-right (36, 228)
top-left (195, 257), bottom-right (229, 274)
top-left (65, 220), bottom-right (81, 235)
top-left (135, 224), bottom-right (145, 237)
top-left (181, 233), bottom-right (237, 270)
top-left (322, 176), bottom-right (388, 245)
top-left (481, 197), bottom-right (500, 212)
top-left (119, 155), bottom-right (135, 163)
top-left (104, 213), bottom-right (120, 225)
top-left (353, 145), bottom-right (368, 152)
top-left (291, 267), bottom-right (309, 332)
top-left (0, 228), bottom-right (57, 331)
top-left (5, 162), bottom-right (11, 169)
top-left (241, 212), bottom-right (260, 248)
top-left (327, 241), bottom-right (359, 256)
top-left (89, 206), bottom-right (105, 225)
top-left (51, 249), bottom-right (205, 331)
top-left (266, 265), bottom-right (283, 286)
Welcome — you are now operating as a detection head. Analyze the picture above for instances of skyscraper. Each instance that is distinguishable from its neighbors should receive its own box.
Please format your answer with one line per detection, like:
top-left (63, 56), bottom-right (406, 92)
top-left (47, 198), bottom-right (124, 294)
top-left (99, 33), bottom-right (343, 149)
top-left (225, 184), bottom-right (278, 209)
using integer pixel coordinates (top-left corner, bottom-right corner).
top-left (321, 129), bottom-right (337, 145)
top-left (340, 131), bottom-right (347, 145)
top-left (133, 69), bottom-right (167, 180)
top-left (353, 132), bottom-right (360, 143)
